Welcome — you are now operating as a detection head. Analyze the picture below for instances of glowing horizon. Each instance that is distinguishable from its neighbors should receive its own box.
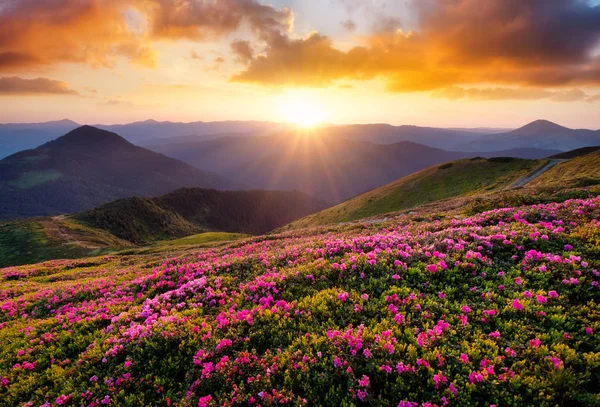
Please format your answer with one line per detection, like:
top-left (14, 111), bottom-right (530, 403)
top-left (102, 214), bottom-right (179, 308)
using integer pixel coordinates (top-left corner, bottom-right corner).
top-left (0, 1), bottom-right (599, 129)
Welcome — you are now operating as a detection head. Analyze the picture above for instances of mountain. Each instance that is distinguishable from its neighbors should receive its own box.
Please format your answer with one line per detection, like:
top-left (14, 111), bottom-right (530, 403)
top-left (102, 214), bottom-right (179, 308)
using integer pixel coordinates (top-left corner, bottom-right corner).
top-left (78, 188), bottom-right (328, 244)
top-left (549, 146), bottom-right (600, 159)
top-left (464, 120), bottom-right (600, 151)
top-left (0, 119), bottom-right (79, 158)
top-left (0, 187), bottom-right (328, 267)
top-left (0, 126), bottom-right (237, 220)
top-left (95, 120), bottom-right (290, 144)
top-left (284, 157), bottom-right (544, 228)
top-left (321, 124), bottom-right (486, 150)
top-left (149, 133), bottom-right (558, 203)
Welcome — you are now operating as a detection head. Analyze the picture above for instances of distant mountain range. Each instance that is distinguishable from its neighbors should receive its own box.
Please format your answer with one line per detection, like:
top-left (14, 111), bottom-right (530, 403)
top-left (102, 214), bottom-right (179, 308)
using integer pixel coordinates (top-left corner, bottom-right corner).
top-left (1, 119), bottom-right (599, 159)
top-left (285, 147), bottom-right (600, 229)
top-left (148, 133), bottom-right (558, 203)
top-left (0, 126), bottom-right (237, 220)
top-left (463, 120), bottom-right (600, 152)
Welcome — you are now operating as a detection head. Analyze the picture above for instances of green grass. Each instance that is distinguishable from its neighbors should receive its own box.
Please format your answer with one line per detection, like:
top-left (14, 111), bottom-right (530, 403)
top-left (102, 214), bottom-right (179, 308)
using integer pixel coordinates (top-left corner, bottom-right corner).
top-left (0, 217), bottom-right (132, 268)
top-left (0, 221), bottom-right (100, 268)
top-left (117, 232), bottom-right (250, 256)
top-left (286, 158), bottom-right (544, 229)
top-left (8, 170), bottom-right (63, 189)
top-left (156, 232), bottom-right (250, 247)
top-left (529, 150), bottom-right (600, 189)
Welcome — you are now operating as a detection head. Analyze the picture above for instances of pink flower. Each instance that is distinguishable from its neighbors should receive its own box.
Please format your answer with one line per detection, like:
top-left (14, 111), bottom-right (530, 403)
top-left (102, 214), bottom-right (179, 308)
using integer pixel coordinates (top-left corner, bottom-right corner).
top-left (515, 277), bottom-right (523, 285)
top-left (459, 353), bottom-right (469, 364)
top-left (586, 327), bottom-right (594, 335)
top-left (529, 338), bottom-right (541, 348)
top-left (216, 339), bottom-right (232, 350)
top-left (468, 371), bottom-right (484, 383)
top-left (357, 390), bottom-right (368, 401)
top-left (380, 364), bottom-right (392, 373)
top-left (546, 356), bottom-right (564, 370)
top-left (489, 331), bottom-right (501, 339)
top-left (536, 295), bottom-right (547, 304)
top-left (433, 371), bottom-right (448, 388)
top-left (548, 290), bottom-right (559, 298)
top-left (337, 292), bottom-right (349, 302)
top-left (198, 395), bottom-right (213, 407)
top-left (512, 298), bottom-right (523, 310)
top-left (426, 264), bottom-right (438, 273)
top-left (461, 305), bottom-right (472, 313)
top-left (358, 375), bottom-right (370, 387)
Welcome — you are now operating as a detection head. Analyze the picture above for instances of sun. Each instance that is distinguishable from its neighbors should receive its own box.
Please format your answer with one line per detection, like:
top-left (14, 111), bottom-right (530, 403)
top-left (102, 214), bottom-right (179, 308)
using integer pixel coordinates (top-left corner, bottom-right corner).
top-left (281, 93), bottom-right (326, 128)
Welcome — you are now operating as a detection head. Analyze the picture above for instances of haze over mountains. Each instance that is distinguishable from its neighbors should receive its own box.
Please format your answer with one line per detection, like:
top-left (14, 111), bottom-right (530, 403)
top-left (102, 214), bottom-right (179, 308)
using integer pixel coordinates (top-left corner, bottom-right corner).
top-left (0, 119), bottom-right (598, 220)
top-left (1, 118), bottom-right (599, 159)
top-left (148, 133), bottom-right (557, 203)
top-left (0, 126), bottom-right (237, 220)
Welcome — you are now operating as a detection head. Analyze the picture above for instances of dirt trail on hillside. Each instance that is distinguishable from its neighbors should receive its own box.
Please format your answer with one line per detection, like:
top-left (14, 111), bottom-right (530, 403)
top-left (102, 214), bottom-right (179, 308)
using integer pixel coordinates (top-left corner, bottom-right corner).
top-left (510, 159), bottom-right (567, 188)
top-left (39, 216), bottom-right (103, 249)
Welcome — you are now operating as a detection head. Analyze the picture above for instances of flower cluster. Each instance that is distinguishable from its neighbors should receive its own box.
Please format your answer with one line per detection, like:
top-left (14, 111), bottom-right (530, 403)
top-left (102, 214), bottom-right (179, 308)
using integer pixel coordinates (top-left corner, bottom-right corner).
top-left (0, 197), bottom-right (599, 406)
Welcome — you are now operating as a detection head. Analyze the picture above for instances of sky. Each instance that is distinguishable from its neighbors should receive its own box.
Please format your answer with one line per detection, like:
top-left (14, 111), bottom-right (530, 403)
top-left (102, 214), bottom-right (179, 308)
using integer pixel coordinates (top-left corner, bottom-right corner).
top-left (0, 0), bottom-right (600, 128)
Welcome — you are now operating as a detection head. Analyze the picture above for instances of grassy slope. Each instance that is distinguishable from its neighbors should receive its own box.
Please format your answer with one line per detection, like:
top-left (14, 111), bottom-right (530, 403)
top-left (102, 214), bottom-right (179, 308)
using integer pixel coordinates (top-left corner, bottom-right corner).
top-left (0, 216), bottom-right (248, 268)
top-left (287, 158), bottom-right (544, 229)
top-left (157, 232), bottom-right (250, 247)
top-left (529, 150), bottom-right (600, 189)
top-left (0, 217), bottom-right (128, 268)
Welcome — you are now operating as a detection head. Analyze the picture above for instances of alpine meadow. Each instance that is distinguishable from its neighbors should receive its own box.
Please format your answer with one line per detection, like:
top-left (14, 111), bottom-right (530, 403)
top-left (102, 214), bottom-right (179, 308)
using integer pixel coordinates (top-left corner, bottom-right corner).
top-left (0, 1), bottom-right (599, 407)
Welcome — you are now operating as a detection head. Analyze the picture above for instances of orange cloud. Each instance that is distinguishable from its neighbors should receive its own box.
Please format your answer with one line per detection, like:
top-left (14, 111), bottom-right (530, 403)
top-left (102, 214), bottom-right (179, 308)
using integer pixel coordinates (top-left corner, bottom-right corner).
top-left (233, 0), bottom-right (600, 94)
top-left (0, 0), bottom-right (292, 71)
top-left (230, 40), bottom-right (254, 64)
top-left (0, 77), bottom-right (79, 95)
top-left (433, 86), bottom-right (590, 102)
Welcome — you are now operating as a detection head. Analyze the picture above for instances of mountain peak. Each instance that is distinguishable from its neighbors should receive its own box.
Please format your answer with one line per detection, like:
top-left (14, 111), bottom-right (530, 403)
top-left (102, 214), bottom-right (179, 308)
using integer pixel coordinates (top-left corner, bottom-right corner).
top-left (515, 120), bottom-right (569, 133)
top-left (43, 125), bottom-right (134, 151)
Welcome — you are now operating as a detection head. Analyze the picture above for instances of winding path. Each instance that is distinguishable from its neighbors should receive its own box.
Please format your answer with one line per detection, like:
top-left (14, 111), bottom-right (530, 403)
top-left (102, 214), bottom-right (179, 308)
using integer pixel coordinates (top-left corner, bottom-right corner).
top-left (510, 159), bottom-right (567, 188)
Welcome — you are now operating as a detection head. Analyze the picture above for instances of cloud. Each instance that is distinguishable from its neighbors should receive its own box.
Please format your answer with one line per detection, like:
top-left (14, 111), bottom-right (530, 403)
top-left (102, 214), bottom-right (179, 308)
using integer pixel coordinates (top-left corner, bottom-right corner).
top-left (230, 40), bottom-right (254, 64)
top-left (233, 0), bottom-right (600, 94)
top-left (587, 94), bottom-right (600, 103)
top-left (340, 20), bottom-right (356, 32)
top-left (0, 76), bottom-right (79, 95)
top-left (0, 0), bottom-right (292, 71)
top-left (433, 86), bottom-right (590, 102)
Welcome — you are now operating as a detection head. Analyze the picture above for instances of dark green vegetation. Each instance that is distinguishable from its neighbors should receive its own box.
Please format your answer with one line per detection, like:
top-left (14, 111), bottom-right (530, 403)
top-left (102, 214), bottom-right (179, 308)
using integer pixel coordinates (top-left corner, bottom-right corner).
top-left (78, 188), bottom-right (328, 244)
top-left (0, 126), bottom-right (237, 220)
top-left (287, 158), bottom-right (543, 229)
top-left (549, 146), bottom-right (600, 159)
top-left (0, 187), bottom-right (327, 267)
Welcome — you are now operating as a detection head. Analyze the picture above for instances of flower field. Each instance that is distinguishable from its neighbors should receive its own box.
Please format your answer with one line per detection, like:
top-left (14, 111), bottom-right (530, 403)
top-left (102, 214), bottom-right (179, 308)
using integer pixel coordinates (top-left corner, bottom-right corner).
top-left (1, 197), bottom-right (599, 406)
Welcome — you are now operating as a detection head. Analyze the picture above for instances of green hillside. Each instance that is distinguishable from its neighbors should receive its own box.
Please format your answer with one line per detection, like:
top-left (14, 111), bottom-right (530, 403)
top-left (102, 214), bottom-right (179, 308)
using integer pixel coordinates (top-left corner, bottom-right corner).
top-left (0, 188), bottom-right (327, 267)
top-left (286, 158), bottom-right (544, 229)
top-left (529, 150), bottom-right (600, 189)
top-left (79, 188), bottom-right (328, 244)
top-left (0, 217), bottom-right (132, 268)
